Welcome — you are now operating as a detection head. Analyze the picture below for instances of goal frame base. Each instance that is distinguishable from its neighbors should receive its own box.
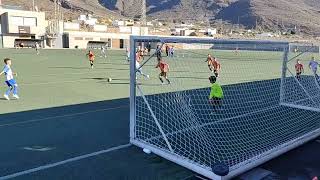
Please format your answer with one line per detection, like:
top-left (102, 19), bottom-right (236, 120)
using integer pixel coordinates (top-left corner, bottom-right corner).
top-left (131, 127), bottom-right (320, 180)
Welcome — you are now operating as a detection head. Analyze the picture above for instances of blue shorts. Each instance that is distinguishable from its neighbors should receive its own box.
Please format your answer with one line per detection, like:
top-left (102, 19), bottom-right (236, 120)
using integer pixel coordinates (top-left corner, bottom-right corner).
top-left (5, 79), bottom-right (17, 87)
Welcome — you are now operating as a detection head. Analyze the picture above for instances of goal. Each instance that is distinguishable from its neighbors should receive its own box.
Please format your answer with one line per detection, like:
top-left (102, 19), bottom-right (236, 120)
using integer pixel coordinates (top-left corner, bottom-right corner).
top-left (129, 36), bottom-right (320, 179)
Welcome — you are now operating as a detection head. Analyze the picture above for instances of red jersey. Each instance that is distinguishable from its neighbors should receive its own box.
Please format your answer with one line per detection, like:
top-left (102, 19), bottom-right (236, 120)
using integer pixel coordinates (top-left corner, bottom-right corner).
top-left (156, 61), bottom-right (169, 72)
top-left (207, 57), bottom-right (213, 65)
top-left (136, 52), bottom-right (141, 62)
top-left (295, 63), bottom-right (304, 73)
top-left (88, 52), bottom-right (95, 61)
top-left (212, 59), bottom-right (221, 70)
top-left (139, 49), bottom-right (144, 56)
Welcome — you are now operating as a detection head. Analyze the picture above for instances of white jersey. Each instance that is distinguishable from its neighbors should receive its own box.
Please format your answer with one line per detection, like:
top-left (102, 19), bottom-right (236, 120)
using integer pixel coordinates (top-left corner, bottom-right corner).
top-left (136, 61), bottom-right (141, 70)
top-left (3, 65), bottom-right (13, 81)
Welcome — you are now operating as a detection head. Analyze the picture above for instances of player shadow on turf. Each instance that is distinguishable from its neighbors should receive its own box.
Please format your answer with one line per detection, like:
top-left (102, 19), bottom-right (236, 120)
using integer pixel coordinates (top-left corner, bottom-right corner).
top-left (0, 97), bottom-right (18, 101)
top-left (48, 67), bottom-right (89, 70)
top-left (82, 78), bottom-right (129, 81)
top-left (108, 82), bottom-right (130, 85)
top-left (81, 78), bottom-right (130, 85)
top-left (89, 78), bottom-right (106, 80)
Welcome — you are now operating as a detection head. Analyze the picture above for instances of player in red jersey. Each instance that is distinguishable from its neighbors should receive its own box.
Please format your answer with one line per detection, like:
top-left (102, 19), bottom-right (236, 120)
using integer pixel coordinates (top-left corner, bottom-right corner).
top-left (86, 50), bottom-right (95, 69)
top-left (212, 57), bottom-right (221, 77)
top-left (138, 48), bottom-right (144, 60)
top-left (136, 51), bottom-right (142, 63)
top-left (156, 58), bottom-right (170, 85)
top-left (295, 59), bottom-right (304, 80)
top-left (205, 54), bottom-right (214, 72)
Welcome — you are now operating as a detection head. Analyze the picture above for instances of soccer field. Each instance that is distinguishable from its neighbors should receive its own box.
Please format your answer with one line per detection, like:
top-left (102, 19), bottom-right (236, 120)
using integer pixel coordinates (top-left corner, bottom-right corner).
top-left (0, 48), bottom-right (319, 179)
top-left (0, 48), bottom-right (317, 114)
top-left (0, 49), bottom-right (130, 114)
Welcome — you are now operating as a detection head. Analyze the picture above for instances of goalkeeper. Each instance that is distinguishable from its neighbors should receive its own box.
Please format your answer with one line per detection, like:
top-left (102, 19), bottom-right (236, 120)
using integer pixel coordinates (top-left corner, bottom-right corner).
top-left (209, 76), bottom-right (223, 109)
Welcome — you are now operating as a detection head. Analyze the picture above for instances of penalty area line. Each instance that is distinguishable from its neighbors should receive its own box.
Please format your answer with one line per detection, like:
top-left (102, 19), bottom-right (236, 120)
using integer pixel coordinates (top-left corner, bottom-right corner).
top-left (0, 144), bottom-right (131, 180)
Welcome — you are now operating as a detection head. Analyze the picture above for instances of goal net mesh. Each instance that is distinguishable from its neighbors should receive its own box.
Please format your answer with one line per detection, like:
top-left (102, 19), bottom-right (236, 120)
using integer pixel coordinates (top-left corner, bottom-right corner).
top-left (130, 37), bottom-right (320, 178)
top-left (282, 43), bottom-right (320, 110)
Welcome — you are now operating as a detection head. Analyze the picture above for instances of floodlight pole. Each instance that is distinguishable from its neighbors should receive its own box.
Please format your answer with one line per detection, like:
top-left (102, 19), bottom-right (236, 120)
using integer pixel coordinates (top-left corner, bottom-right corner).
top-left (140, 0), bottom-right (146, 36)
top-left (141, 0), bottom-right (146, 26)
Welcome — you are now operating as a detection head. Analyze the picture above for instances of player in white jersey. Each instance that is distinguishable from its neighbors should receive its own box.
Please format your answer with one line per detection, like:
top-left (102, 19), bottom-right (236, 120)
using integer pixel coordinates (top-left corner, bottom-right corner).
top-left (100, 45), bottom-right (107, 58)
top-left (0, 58), bottom-right (19, 100)
top-left (126, 48), bottom-right (130, 62)
top-left (136, 57), bottom-right (149, 80)
top-left (35, 42), bottom-right (40, 55)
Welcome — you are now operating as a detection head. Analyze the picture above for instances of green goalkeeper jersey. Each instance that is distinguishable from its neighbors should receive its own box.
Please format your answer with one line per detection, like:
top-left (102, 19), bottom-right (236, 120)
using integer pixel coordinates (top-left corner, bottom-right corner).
top-left (209, 83), bottom-right (224, 99)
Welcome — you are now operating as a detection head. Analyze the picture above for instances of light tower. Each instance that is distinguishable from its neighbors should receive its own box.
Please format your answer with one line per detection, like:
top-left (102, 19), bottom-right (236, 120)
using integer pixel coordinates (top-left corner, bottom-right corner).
top-left (141, 0), bottom-right (147, 26)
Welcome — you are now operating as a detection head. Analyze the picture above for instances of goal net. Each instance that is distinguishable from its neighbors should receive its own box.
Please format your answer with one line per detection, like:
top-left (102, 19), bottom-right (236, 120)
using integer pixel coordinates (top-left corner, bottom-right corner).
top-left (281, 43), bottom-right (320, 111)
top-left (129, 36), bottom-right (320, 179)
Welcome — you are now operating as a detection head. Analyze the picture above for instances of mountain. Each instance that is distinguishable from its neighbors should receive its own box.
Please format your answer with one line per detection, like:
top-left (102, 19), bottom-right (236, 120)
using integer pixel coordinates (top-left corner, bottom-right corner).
top-left (2, 0), bottom-right (121, 20)
top-left (100, 0), bottom-right (320, 35)
top-left (249, 0), bottom-right (320, 35)
top-left (99, 0), bottom-right (237, 21)
top-left (2, 0), bottom-right (320, 35)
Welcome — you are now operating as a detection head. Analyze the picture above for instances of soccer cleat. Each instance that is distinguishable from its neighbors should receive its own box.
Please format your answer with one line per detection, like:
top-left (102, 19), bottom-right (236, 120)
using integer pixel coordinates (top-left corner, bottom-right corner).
top-left (161, 82), bottom-right (165, 85)
top-left (3, 94), bottom-right (9, 100)
top-left (146, 75), bottom-right (150, 79)
top-left (13, 94), bottom-right (19, 99)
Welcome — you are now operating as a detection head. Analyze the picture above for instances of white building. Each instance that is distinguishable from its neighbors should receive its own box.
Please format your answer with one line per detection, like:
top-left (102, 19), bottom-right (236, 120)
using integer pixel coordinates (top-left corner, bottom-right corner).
top-left (0, 7), bottom-right (46, 48)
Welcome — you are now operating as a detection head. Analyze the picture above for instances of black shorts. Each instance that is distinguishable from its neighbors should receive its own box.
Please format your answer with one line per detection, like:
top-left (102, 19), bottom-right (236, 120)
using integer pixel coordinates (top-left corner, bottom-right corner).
top-left (210, 97), bottom-right (222, 106)
top-left (214, 70), bottom-right (219, 76)
top-left (160, 72), bottom-right (167, 77)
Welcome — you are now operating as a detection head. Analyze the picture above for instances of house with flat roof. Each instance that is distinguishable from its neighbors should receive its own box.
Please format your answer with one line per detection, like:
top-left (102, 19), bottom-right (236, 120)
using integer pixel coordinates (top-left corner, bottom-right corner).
top-left (0, 6), bottom-right (46, 48)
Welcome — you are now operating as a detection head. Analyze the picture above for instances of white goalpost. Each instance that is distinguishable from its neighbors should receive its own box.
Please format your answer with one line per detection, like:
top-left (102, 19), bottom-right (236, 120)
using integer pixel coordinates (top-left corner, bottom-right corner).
top-left (129, 36), bottom-right (320, 179)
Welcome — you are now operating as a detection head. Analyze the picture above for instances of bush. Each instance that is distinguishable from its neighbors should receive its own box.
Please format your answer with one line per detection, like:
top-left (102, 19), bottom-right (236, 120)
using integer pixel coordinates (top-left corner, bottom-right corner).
top-left (189, 32), bottom-right (197, 36)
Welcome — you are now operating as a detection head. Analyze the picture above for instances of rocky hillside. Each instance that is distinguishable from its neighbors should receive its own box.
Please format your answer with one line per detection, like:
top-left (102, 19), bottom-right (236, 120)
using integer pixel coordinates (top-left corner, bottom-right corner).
top-left (101, 0), bottom-right (320, 35)
top-left (251, 0), bottom-right (320, 35)
top-left (2, 0), bottom-right (320, 35)
top-left (2, 0), bottom-right (121, 20)
top-left (100, 0), bottom-right (237, 21)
